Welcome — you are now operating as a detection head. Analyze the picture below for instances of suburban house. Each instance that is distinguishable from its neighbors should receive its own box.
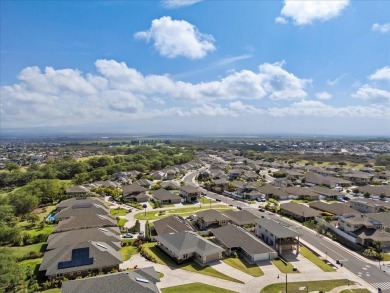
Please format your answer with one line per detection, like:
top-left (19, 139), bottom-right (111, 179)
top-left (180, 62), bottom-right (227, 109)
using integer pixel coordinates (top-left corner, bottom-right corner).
top-left (257, 184), bottom-right (289, 200)
top-left (338, 214), bottom-right (390, 249)
top-left (151, 189), bottom-right (182, 204)
top-left (283, 187), bottom-right (320, 201)
top-left (151, 171), bottom-right (165, 180)
top-left (367, 213), bottom-right (390, 233)
top-left (152, 215), bottom-right (194, 236)
top-left (342, 172), bottom-right (374, 186)
top-left (39, 241), bottom-right (122, 280)
top-left (358, 185), bottom-right (390, 199)
top-left (65, 186), bottom-right (92, 196)
top-left (305, 172), bottom-right (351, 188)
top-left (349, 199), bottom-right (383, 213)
top-left (53, 214), bottom-right (117, 233)
top-left (255, 218), bottom-right (302, 254)
top-left (212, 224), bottom-right (277, 262)
top-left (308, 186), bottom-right (345, 200)
top-left (223, 210), bottom-right (259, 227)
top-left (195, 209), bottom-right (230, 230)
top-left (54, 203), bottom-right (110, 222)
top-left (180, 185), bottom-right (200, 203)
top-left (280, 202), bottom-right (321, 222)
top-left (165, 169), bottom-right (176, 180)
top-left (122, 183), bottom-right (148, 202)
top-left (308, 201), bottom-right (357, 217)
top-left (156, 231), bottom-right (224, 265)
top-left (135, 179), bottom-right (152, 188)
top-left (56, 197), bottom-right (106, 210)
top-left (228, 168), bottom-right (244, 179)
top-left (61, 267), bottom-right (160, 293)
top-left (93, 180), bottom-right (119, 189)
top-left (46, 227), bottom-right (121, 251)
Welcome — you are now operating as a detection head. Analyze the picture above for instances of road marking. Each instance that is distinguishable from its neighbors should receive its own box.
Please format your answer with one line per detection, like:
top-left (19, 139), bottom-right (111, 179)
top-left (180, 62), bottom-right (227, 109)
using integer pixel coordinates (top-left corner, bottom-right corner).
top-left (318, 243), bottom-right (346, 259)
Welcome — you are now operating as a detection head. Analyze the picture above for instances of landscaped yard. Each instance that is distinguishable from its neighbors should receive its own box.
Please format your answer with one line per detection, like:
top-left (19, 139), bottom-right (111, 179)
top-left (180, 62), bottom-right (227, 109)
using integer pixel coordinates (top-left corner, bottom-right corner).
top-left (271, 259), bottom-right (300, 273)
top-left (121, 245), bottom-right (138, 261)
top-left (382, 253), bottom-right (390, 261)
top-left (134, 205), bottom-right (231, 220)
top-left (223, 256), bottom-right (264, 277)
top-left (200, 197), bottom-right (215, 205)
top-left (110, 208), bottom-right (128, 216)
top-left (299, 246), bottom-right (335, 272)
top-left (142, 242), bottom-right (244, 284)
top-left (117, 218), bottom-right (128, 227)
top-left (161, 282), bottom-right (236, 293)
top-left (19, 257), bottom-right (42, 271)
top-left (261, 279), bottom-right (354, 293)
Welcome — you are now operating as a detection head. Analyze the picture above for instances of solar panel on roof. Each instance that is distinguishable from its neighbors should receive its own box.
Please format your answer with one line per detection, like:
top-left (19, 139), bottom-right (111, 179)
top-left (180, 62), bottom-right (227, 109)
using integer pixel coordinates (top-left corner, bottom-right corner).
top-left (57, 247), bottom-right (94, 269)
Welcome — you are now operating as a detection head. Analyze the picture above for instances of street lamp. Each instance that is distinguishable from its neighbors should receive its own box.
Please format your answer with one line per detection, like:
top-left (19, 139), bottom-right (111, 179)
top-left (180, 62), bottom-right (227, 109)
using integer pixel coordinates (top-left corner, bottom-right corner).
top-left (277, 273), bottom-right (288, 293)
top-left (142, 204), bottom-right (147, 216)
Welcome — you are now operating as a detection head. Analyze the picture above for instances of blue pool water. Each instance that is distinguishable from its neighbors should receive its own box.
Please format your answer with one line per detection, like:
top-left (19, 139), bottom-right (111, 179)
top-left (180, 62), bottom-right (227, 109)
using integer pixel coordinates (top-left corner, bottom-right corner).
top-left (46, 212), bottom-right (57, 222)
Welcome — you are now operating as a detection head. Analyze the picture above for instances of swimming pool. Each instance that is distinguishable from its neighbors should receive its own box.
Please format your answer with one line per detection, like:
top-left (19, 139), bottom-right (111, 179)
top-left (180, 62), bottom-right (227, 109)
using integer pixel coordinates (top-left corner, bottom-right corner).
top-left (46, 212), bottom-right (57, 222)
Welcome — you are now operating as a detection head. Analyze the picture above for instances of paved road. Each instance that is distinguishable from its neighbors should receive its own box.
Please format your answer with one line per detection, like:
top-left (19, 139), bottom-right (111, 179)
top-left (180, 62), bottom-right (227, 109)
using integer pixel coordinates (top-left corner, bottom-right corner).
top-left (183, 169), bottom-right (390, 292)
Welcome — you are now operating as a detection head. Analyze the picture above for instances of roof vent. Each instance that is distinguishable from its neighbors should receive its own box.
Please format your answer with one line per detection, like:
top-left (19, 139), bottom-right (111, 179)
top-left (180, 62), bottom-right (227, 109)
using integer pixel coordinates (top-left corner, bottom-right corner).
top-left (96, 243), bottom-right (108, 249)
top-left (136, 278), bottom-right (149, 283)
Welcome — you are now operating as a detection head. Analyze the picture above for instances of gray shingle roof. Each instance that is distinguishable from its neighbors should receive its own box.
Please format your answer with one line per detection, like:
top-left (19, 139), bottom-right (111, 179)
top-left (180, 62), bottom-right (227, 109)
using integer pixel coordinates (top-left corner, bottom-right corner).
top-left (53, 214), bottom-right (117, 233)
top-left (256, 218), bottom-right (302, 238)
top-left (47, 227), bottom-right (121, 250)
top-left (153, 216), bottom-right (194, 235)
top-left (180, 185), bottom-right (199, 194)
top-left (280, 202), bottom-right (322, 218)
top-left (56, 197), bottom-right (105, 209)
top-left (40, 241), bottom-right (122, 277)
top-left (61, 267), bottom-right (160, 293)
top-left (212, 225), bottom-right (275, 255)
top-left (309, 201), bottom-right (357, 216)
top-left (196, 209), bottom-right (230, 223)
top-left (151, 189), bottom-right (181, 201)
top-left (157, 231), bottom-right (224, 256)
top-left (223, 210), bottom-right (259, 226)
top-left (54, 203), bottom-right (109, 221)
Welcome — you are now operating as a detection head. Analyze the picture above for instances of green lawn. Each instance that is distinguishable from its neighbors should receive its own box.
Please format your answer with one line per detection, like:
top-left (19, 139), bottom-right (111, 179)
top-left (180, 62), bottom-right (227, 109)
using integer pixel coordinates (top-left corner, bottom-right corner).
top-left (299, 246), bottom-right (335, 272)
top-left (121, 246), bottom-right (138, 261)
top-left (261, 279), bottom-right (354, 293)
top-left (157, 272), bottom-right (164, 279)
top-left (223, 256), bottom-right (264, 277)
top-left (382, 253), bottom-right (390, 261)
top-left (339, 289), bottom-right (372, 293)
top-left (110, 208), bottom-right (128, 216)
top-left (271, 259), bottom-right (300, 274)
top-left (134, 205), bottom-right (231, 220)
top-left (161, 283), bottom-right (236, 293)
top-left (117, 218), bottom-right (128, 227)
top-left (142, 243), bottom-right (244, 284)
top-left (8, 243), bottom-right (46, 258)
top-left (19, 257), bottom-right (42, 272)
top-left (200, 197), bottom-right (215, 204)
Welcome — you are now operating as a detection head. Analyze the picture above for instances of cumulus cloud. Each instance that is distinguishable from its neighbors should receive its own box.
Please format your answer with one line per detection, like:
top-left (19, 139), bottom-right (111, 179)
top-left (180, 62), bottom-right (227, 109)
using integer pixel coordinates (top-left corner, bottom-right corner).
top-left (352, 85), bottom-right (390, 103)
top-left (315, 91), bottom-right (332, 100)
top-left (161, 0), bottom-right (202, 8)
top-left (372, 23), bottom-right (390, 33)
top-left (279, 0), bottom-right (349, 25)
top-left (327, 74), bottom-right (346, 86)
top-left (275, 17), bottom-right (287, 24)
top-left (369, 66), bottom-right (390, 82)
top-left (134, 16), bottom-right (215, 59)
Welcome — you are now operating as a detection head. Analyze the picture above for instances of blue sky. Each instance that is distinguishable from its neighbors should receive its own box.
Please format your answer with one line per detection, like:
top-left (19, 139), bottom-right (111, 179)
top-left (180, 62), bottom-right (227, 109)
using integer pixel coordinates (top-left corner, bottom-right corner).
top-left (1, 0), bottom-right (389, 136)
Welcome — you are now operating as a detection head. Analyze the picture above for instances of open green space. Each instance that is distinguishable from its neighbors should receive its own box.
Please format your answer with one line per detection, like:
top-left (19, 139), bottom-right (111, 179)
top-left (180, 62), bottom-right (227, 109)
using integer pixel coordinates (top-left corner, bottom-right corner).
top-left (223, 256), bottom-right (264, 277)
top-left (8, 243), bottom-right (46, 258)
top-left (382, 253), bottom-right (390, 261)
top-left (339, 289), bottom-right (372, 293)
top-left (19, 257), bottom-right (42, 271)
top-left (200, 197), bottom-right (215, 205)
top-left (121, 245), bottom-right (138, 261)
top-left (110, 208), bottom-right (128, 216)
top-left (117, 218), bottom-right (128, 227)
top-left (299, 246), bottom-right (335, 272)
top-left (261, 279), bottom-right (354, 293)
top-left (271, 259), bottom-right (300, 274)
top-left (161, 283), bottom-right (236, 293)
top-left (142, 242), bottom-right (244, 284)
top-left (134, 205), bottom-right (231, 220)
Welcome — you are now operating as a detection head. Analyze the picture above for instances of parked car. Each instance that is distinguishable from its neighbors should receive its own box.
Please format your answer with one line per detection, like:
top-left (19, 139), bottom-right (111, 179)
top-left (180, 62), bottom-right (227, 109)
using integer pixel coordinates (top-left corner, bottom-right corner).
top-left (259, 208), bottom-right (265, 212)
top-left (123, 233), bottom-right (133, 238)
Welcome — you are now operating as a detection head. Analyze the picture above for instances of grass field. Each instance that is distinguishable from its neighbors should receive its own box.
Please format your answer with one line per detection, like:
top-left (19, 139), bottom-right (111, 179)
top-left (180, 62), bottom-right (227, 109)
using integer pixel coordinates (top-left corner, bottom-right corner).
top-left (121, 246), bottom-right (138, 261)
top-left (19, 257), bottom-right (42, 272)
top-left (223, 256), bottom-right (264, 277)
top-left (161, 283), bottom-right (236, 293)
top-left (299, 246), bottom-right (335, 272)
top-left (134, 205), bottom-right (231, 220)
top-left (110, 208), bottom-right (128, 216)
top-left (8, 243), bottom-right (46, 258)
top-left (272, 259), bottom-right (300, 274)
top-left (261, 279), bottom-right (354, 293)
top-left (117, 218), bottom-right (128, 227)
top-left (142, 242), bottom-right (244, 284)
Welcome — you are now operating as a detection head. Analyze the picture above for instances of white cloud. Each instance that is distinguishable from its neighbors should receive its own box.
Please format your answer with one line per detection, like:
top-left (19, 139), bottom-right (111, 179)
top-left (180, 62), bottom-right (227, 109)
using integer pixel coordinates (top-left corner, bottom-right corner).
top-left (327, 74), bottom-right (346, 86)
top-left (352, 85), bottom-right (390, 103)
top-left (161, 0), bottom-right (202, 8)
top-left (275, 17), bottom-right (288, 24)
top-left (372, 23), bottom-right (390, 33)
top-left (315, 91), bottom-right (332, 100)
top-left (369, 66), bottom-right (390, 82)
top-left (134, 16), bottom-right (215, 59)
top-left (279, 0), bottom-right (349, 25)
